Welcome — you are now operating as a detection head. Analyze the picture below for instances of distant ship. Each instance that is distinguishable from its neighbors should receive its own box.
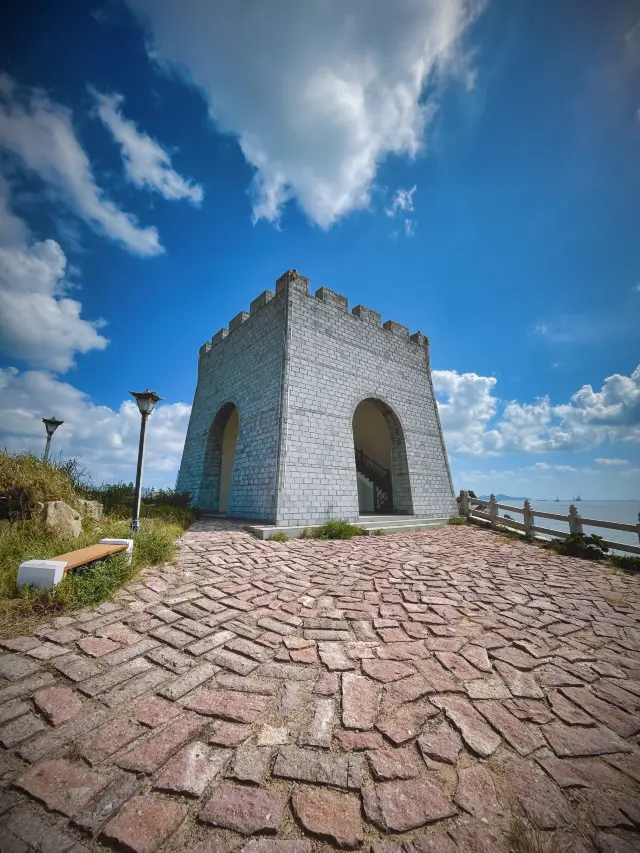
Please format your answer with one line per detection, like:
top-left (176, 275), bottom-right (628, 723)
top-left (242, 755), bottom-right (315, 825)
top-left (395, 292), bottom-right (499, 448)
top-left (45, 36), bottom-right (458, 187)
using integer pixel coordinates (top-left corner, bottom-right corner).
top-left (573, 495), bottom-right (582, 502)
top-left (554, 497), bottom-right (560, 502)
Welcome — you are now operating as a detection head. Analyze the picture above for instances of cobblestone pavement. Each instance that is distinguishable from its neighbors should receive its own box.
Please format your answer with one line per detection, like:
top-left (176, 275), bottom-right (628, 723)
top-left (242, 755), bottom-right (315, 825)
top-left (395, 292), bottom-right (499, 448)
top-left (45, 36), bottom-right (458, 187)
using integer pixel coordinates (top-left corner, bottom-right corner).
top-left (0, 520), bottom-right (639, 853)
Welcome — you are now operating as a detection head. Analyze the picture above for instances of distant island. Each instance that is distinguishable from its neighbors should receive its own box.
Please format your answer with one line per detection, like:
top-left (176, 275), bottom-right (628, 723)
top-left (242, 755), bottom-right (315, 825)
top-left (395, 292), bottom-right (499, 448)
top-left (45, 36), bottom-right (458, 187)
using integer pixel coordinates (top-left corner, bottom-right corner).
top-left (477, 494), bottom-right (530, 501)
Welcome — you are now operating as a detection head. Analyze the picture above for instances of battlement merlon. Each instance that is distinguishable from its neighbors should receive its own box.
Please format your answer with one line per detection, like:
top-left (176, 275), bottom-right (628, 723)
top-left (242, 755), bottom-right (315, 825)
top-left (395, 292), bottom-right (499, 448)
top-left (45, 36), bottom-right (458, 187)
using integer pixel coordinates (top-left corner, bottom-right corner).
top-left (199, 269), bottom-right (430, 360)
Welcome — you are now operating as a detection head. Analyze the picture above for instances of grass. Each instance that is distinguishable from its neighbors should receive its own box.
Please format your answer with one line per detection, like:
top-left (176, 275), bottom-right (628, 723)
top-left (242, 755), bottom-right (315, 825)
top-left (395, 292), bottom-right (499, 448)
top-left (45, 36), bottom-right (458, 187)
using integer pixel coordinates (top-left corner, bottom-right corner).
top-left (0, 449), bottom-right (194, 636)
top-left (0, 451), bottom-right (84, 519)
top-left (609, 553), bottom-right (640, 573)
top-left (448, 515), bottom-right (468, 525)
top-left (268, 531), bottom-right (290, 542)
top-left (0, 515), bottom-right (187, 637)
top-left (314, 520), bottom-right (365, 540)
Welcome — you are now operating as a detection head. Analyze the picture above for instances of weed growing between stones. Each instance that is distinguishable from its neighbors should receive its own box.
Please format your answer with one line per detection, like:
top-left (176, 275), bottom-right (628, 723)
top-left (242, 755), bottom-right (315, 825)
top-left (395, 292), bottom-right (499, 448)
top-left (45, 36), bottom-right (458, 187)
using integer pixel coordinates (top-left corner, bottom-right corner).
top-left (268, 531), bottom-right (290, 542)
top-left (373, 529), bottom-right (385, 536)
top-left (507, 815), bottom-right (575, 853)
top-left (447, 516), bottom-right (468, 525)
top-left (314, 520), bottom-right (365, 539)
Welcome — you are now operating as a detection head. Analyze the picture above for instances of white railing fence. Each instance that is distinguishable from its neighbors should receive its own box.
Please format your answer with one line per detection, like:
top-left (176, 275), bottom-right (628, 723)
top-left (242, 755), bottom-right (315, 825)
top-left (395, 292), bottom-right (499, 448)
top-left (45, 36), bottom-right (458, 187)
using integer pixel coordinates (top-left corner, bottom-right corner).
top-left (457, 491), bottom-right (640, 556)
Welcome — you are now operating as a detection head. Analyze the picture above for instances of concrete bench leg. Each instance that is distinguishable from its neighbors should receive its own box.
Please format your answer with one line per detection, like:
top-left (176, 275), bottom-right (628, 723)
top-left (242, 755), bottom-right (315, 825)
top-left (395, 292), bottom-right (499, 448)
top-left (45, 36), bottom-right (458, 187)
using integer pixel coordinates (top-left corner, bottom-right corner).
top-left (99, 538), bottom-right (134, 563)
top-left (17, 560), bottom-right (68, 589)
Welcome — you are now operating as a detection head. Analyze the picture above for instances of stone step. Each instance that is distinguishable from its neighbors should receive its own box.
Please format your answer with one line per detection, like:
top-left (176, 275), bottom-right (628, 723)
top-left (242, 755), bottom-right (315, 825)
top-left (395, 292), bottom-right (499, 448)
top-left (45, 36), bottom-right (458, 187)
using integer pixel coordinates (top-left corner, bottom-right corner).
top-left (357, 515), bottom-right (448, 526)
top-left (246, 516), bottom-right (450, 539)
top-left (358, 517), bottom-right (450, 535)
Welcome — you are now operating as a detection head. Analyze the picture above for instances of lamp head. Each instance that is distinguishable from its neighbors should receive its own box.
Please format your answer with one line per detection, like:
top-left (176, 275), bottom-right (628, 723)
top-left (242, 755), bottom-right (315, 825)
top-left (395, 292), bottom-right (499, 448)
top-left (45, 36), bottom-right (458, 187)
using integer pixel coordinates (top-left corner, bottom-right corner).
top-left (43, 416), bottom-right (64, 437)
top-left (130, 389), bottom-right (162, 416)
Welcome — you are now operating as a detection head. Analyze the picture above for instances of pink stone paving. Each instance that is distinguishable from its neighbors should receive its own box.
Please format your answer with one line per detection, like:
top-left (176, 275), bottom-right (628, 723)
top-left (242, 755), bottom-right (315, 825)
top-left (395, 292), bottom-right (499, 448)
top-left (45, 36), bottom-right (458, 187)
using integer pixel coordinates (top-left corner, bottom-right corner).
top-left (0, 519), bottom-right (639, 851)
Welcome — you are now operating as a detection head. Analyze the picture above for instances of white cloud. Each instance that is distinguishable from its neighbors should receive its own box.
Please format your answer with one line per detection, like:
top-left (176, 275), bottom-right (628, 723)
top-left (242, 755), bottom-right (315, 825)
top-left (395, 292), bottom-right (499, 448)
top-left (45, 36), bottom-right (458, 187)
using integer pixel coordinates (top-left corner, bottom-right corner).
top-left (594, 457), bottom-right (628, 466)
top-left (124, 0), bottom-right (481, 227)
top-left (0, 367), bottom-right (190, 486)
top-left (534, 462), bottom-right (577, 473)
top-left (435, 364), bottom-right (640, 455)
top-left (93, 91), bottom-right (203, 205)
top-left (385, 185), bottom-right (417, 217)
top-left (432, 370), bottom-right (500, 454)
top-left (0, 74), bottom-right (162, 255)
top-left (0, 178), bottom-right (108, 372)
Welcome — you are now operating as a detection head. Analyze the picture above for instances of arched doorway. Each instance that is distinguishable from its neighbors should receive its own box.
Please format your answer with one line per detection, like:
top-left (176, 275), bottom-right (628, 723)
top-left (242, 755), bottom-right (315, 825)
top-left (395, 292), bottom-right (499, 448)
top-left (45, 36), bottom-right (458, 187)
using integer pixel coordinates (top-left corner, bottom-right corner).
top-left (199, 403), bottom-right (239, 513)
top-left (352, 398), bottom-right (413, 515)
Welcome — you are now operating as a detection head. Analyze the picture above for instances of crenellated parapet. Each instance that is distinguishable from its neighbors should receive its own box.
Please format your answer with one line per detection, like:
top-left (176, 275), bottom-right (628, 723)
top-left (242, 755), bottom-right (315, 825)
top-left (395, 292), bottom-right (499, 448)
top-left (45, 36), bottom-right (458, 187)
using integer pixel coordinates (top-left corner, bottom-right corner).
top-left (198, 269), bottom-right (429, 362)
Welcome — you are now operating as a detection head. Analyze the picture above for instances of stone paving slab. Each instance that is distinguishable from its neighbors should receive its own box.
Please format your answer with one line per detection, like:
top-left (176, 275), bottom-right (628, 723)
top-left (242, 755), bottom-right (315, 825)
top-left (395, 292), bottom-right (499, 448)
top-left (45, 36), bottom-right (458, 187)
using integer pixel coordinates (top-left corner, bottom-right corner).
top-left (0, 519), bottom-right (639, 852)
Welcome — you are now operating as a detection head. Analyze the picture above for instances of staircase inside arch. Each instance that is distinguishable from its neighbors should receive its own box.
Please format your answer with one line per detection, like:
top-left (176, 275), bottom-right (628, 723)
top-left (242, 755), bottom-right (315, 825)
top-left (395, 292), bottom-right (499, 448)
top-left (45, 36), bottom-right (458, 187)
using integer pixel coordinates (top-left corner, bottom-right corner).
top-left (355, 448), bottom-right (392, 512)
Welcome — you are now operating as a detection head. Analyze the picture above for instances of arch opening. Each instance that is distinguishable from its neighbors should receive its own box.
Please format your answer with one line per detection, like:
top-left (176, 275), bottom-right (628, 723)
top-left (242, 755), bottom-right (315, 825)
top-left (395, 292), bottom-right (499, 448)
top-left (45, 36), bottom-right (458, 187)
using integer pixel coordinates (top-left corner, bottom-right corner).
top-left (352, 398), bottom-right (413, 515)
top-left (199, 403), bottom-right (239, 513)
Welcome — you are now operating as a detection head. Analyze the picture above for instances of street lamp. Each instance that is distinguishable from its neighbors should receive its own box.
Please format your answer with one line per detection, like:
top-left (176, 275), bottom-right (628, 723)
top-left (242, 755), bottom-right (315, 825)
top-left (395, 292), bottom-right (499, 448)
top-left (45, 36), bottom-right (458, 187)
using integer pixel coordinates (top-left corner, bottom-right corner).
top-left (130, 390), bottom-right (162, 533)
top-left (42, 417), bottom-right (64, 462)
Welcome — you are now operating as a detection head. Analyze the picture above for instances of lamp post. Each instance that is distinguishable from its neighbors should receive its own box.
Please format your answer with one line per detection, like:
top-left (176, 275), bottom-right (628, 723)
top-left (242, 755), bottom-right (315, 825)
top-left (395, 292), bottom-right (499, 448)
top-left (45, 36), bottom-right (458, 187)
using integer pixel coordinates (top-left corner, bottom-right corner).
top-left (130, 390), bottom-right (162, 533)
top-left (42, 417), bottom-right (64, 462)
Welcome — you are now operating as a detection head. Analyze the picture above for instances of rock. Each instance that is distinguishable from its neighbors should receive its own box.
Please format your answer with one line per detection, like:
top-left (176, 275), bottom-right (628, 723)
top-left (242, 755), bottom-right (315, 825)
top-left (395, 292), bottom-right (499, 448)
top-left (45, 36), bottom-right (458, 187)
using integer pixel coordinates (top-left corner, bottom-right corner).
top-left (102, 793), bottom-right (187, 853)
top-left (367, 747), bottom-right (423, 780)
top-left (292, 788), bottom-right (363, 848)
top-left (418, 721), bottom-right (463, 765)
top-left (503, 756), bottom-right (574, 829)
top-left (454, 764), bottom-right (503, 819)
top-left (342, 673), bottom-right (381, 730)
top-left (77, 499), bottom-right (103, 520)
top-left (41, 501), bottom-right (82, 538)
top-left (16, 758), bottom-right (110, 817)
top-left (199, 785), bottom-right (288, 835)
top-left (363, 779), bottom-right (456, 832)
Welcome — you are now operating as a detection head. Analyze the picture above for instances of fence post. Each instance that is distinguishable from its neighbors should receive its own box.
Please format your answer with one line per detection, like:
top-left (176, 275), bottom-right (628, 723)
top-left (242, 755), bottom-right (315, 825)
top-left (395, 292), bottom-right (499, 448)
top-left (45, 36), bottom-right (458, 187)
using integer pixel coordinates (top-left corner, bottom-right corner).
top-left (459, 491), bottom-right (470, 519)
top-left (523, 500), bottom-right (533, 538)
top-left (568, 504), bottom-right (583, 536)
top-left (489, 494), bottom-right (498, 528)
top-left (637, 512), bottom-right (640, 549)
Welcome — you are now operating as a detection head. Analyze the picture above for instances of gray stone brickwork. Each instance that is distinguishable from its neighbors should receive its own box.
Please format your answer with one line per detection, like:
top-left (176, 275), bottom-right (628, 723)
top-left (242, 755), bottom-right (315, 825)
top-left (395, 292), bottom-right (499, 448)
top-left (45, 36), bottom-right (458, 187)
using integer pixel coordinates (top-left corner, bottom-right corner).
top-left (177, 270), bottom-right (456, 524)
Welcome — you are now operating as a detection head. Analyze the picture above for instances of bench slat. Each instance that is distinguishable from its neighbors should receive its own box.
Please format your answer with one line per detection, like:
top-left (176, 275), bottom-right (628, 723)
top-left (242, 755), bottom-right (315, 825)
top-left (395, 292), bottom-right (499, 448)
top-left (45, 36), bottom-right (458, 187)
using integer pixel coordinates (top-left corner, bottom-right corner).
top-left (54, 543), bottom-right (127, 571)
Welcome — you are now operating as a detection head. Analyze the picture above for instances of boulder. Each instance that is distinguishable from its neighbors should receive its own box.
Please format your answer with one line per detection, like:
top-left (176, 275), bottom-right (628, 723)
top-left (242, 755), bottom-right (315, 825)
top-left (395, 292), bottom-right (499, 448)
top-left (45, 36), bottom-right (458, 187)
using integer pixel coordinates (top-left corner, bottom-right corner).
top-left (77, 499), bottom-right (103, 520)
top-left (41, 501), bottom-right (82, 538)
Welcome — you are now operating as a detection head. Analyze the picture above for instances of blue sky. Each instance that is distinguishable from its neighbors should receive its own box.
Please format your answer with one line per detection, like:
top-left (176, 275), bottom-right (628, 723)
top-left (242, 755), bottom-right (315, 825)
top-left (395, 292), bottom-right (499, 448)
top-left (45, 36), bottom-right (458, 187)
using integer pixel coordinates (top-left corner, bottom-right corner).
top-left (0, 0), bottom-right (638, 499)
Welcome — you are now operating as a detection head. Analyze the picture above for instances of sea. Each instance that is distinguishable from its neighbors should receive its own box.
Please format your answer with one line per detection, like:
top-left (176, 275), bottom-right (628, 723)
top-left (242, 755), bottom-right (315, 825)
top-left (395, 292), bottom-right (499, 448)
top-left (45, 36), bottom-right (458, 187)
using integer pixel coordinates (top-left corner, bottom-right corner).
top-left (496, 499), bottom-right (640, 552)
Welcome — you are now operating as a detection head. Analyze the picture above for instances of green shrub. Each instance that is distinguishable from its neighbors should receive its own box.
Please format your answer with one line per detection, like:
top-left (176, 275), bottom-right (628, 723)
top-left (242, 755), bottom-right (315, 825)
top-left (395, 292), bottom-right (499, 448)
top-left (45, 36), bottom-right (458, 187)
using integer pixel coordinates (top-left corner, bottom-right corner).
top-left (314, 520), bottom-right (365, 540)
top-left (609, 554), bottom-right (640, 573)
top-left (551, 533), bottom-right (608, 560)
top-left (268, 531), bottom-right (289, 542)
top-left (448, 516), bottom-right (467, 525)
top-left (299, 527), bottom-right (313, 539)
top-left (373, 529), bottom-right (385, 536)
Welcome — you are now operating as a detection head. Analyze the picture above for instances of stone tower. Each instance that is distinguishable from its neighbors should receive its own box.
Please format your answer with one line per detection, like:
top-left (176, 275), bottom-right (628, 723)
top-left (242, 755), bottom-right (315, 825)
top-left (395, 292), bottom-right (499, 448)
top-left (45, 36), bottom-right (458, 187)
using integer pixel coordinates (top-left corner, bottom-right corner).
top-left (177, 270), bottom-right (456, 527)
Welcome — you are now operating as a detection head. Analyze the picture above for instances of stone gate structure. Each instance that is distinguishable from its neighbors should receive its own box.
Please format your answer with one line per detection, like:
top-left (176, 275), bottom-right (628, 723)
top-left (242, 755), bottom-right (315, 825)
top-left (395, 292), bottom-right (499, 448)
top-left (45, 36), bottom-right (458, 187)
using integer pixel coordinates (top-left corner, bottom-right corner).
top-left (177, 270), bottom-right (456, 527)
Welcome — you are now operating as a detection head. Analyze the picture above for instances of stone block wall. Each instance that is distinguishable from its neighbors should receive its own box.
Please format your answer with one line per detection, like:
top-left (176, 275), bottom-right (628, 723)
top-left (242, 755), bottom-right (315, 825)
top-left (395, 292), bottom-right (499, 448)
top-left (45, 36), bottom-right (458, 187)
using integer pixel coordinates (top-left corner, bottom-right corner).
top-left (177, 270), bottom-right (456, 524)
top-left (275, 275), bottom-right (456, 525)
top-left (176, 289), bottom-right (286, 520)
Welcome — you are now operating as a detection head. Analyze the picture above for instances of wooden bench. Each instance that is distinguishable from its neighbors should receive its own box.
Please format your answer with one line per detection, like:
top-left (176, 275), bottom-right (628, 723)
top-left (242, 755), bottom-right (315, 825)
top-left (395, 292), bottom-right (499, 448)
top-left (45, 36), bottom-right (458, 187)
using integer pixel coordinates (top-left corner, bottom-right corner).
top-left (17, 537), bottom-right (133, 589)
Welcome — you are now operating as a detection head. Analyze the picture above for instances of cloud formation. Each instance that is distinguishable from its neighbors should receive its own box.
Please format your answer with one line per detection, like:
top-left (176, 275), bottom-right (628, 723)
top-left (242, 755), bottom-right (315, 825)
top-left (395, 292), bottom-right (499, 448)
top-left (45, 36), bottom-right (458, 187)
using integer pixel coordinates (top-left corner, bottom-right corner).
top-left (0, 74), bottom-right (162, 255)
top-left (0, 178), bottom-right (108, 372)
top-left (433, 364), bottom-right (640, 455)
top-left (93, 91), bottom-right (204, 204)
top-left (124, 0), bottom-right (480, 227)
top-left (0, 367), bottom-right (190, 485)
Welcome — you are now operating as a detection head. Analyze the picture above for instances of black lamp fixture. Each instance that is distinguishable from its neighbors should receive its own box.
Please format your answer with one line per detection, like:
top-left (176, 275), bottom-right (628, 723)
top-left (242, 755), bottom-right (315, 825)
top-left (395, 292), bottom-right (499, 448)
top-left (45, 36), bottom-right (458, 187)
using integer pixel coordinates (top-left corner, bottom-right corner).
top-left (130, 390), bottom-right (163, 532)
top-left (42, 416), bottom-right (64, 462)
